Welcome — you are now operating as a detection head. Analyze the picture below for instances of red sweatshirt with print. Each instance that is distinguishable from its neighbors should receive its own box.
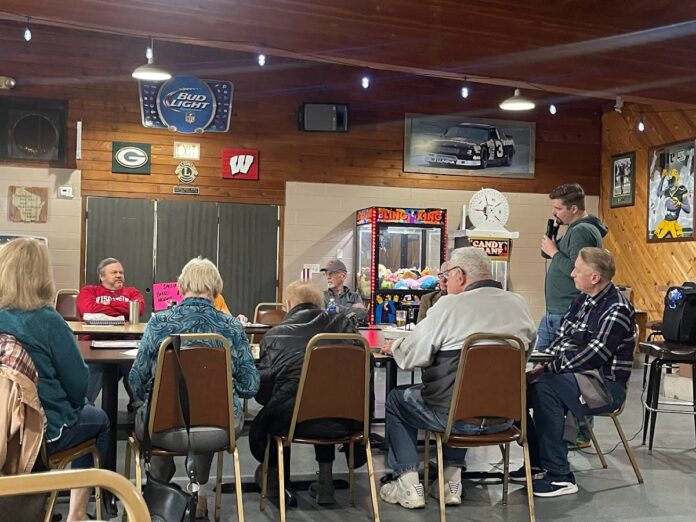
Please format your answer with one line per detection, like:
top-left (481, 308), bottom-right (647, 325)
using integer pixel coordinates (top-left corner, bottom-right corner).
top-left (76, 285), bottom-right (146, 319)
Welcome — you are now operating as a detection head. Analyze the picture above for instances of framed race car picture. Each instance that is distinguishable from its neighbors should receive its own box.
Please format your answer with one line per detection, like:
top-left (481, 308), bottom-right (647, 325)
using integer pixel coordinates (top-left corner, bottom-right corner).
top-left (647, 140), bottom-right (695, 243)
top-left (403, 113), bottom-right (535, 178)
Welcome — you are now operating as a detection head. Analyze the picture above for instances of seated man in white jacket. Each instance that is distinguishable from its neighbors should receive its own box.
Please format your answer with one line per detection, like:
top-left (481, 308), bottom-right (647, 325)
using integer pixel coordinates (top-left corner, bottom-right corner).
top-left (379, 247), bottom-right (536, 510)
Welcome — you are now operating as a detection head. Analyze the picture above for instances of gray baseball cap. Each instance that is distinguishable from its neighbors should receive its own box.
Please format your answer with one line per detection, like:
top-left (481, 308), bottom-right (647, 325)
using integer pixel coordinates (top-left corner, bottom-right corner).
top-left (320, 259), bottom-right (347, 273)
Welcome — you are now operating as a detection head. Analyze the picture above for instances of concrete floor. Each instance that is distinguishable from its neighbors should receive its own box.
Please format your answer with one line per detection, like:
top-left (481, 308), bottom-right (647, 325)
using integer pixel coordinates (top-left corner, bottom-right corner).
top-left (56, 361), bottom-right (696, 521)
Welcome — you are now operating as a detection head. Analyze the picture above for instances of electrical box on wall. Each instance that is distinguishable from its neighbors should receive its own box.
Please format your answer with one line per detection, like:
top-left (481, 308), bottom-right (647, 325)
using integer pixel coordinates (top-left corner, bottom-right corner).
top-left (298, 103), bottom-right (349, 132)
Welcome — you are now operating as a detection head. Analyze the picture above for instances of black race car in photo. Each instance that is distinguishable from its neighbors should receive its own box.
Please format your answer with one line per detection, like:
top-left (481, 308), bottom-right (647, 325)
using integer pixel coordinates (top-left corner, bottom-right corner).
top-left (425, 123), bottom-right (515, 169)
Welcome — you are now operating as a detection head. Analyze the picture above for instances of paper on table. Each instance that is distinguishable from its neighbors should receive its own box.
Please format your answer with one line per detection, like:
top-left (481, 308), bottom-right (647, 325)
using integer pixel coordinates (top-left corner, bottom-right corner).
top-left (91, 340), bottom-right (141, 348)
top-left (121, 349), bottom-right (140, 356)
top-left (246, 323), bottom-right (270, 328)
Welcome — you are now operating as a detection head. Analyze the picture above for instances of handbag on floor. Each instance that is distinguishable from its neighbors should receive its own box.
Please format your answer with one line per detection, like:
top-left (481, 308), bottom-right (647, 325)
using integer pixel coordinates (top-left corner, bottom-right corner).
top-left (141, 334), bottom-right (198, 522)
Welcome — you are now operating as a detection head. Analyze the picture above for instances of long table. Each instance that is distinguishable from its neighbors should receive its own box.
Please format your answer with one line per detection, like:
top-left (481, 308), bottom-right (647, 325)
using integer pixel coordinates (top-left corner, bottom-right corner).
top-left (67, 321), bottom-right (147, 336)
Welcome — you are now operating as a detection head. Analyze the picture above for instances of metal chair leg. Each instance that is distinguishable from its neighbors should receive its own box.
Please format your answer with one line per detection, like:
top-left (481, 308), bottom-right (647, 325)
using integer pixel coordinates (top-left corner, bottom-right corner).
top-left (423, 431), bottom-right (431, 500)
top-left (435, 433), bottom-right (445, 522)
top-left (92, 449), bottom-right (102, 521)
top-left (502, 443), bottom-right (510, 505)
top-left (643, 359), bottom-right (658, 445)
top-left (649, 361), bottom-right (663, 451)
top-left (365, 439), bottom-right (381, 522)
top-left (215, 451), bottom-right (223, 522)
top-left (692, 364), bottom-right (696, 444)
top-left (348, 442), bottom-right (355, 506)
top-left (584, 416), bottom-right (608, 469)
top-left (611, 413), bottom-right (644, 484)
top-left (523, 442), bottom-right (536, 522)
top-left (232, 446), bottom-right (245, 522)
top-left (259, 438), bottom-right (270, 512)
top-left (276, 438), bottom-right (286, 522)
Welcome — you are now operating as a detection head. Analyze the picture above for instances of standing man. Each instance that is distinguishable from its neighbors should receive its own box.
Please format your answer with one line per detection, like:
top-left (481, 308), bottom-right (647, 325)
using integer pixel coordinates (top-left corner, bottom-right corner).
top-left (77, 257), bottom-right (146, 406)
top-left (379, 248), bottom-right (536, 509)
top-left (539, 183), bottom-right (607, 350)
top-left (520, 248), bottom-right (635, 497)
top-left (320, 259), bottom-right (366, 321)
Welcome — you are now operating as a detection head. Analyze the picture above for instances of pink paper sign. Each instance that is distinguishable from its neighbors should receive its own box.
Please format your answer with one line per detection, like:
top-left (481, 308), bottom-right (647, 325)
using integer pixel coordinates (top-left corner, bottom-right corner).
top-left (152, 282), bottom-right (182, 311)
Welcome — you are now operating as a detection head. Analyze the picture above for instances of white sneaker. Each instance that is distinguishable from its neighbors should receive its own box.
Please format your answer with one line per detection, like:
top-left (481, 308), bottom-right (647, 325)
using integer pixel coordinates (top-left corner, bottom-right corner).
top-left (430, 480), bottom-right (463, 506)
top-left (380, 476), bottom-right (426, 509)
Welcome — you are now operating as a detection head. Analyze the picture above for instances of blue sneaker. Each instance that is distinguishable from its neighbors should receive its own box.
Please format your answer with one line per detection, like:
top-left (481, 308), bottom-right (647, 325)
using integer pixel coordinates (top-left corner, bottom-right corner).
top-left (532, 472), bottom-right (578, 497)
top-left (509, 465), bottom-right (545, 483)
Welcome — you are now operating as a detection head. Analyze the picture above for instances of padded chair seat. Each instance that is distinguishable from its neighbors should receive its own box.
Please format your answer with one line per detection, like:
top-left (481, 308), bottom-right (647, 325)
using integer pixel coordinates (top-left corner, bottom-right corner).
top-left (445, 426), bottom-right (521, 446)
top-left (639, 342), bottom-right (696, 359)
top-left (151, 427), bottom-right (229, 453)
top-left (287, 433), bottom-right (365, 446)
top-left (48, 439), bottom-right (97, 466)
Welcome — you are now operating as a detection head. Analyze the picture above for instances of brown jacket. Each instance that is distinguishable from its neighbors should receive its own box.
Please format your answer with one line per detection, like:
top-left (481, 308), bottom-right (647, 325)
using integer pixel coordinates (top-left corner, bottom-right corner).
top-left (0, 335), bottom-right (46, 476)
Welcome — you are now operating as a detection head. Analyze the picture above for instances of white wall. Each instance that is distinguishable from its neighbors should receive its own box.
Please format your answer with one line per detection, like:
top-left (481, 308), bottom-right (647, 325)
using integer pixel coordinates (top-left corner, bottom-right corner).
top-left (284, 181), bottom-right (599, 322)
top-left (0, 166), bottom-right (82, 290)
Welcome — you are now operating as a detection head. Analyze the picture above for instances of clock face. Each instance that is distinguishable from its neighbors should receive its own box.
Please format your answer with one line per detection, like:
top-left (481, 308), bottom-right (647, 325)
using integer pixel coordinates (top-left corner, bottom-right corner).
top-left (468, 188), bottom-right (510, 228)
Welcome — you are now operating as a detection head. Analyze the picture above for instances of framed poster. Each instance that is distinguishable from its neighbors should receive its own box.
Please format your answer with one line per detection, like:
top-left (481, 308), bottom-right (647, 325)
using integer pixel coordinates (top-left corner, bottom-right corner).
top-left (647, 140), bottom-right (695, 242)
top-left (610, 152), bottom-right (635, 208)
top-left (404, 113), bottom-right (535, 179)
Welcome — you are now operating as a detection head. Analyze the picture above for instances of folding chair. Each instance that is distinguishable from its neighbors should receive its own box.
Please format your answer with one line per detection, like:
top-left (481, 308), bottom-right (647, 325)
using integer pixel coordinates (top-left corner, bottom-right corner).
top-left (259, 333), bottom-right (380, 522)
top-left (251, 303), bottom-right (286, 344)
top-left (423, 333), bottom-right (534, 522)
top-left (124, 333), bottom-right (244, 522)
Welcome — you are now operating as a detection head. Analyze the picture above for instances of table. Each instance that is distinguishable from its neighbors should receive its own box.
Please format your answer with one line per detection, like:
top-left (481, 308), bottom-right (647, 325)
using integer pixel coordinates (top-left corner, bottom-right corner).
top-left (67, 321), bottom-right (147, 336)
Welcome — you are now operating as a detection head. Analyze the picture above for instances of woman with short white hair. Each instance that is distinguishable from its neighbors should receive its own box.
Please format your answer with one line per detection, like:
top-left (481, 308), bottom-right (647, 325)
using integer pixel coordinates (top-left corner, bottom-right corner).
top-left (129, 257), bottom-right (259, 518)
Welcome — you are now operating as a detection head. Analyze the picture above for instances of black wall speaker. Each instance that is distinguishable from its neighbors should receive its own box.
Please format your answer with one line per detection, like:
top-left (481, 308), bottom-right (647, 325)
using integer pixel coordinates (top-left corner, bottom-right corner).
top-left (0, 97), bottom-right (67, 164)
top-left (298, 103), bottom-right (349, 132)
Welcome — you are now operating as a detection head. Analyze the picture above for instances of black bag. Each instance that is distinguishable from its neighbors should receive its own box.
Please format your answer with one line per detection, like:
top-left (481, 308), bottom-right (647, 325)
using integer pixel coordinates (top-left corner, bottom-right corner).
top-left (662, 283), bottom-right (696, 344)
top-left (142, 334), bottom-right (198, 521)
top-left (143, 474), bottom-right (195, 522)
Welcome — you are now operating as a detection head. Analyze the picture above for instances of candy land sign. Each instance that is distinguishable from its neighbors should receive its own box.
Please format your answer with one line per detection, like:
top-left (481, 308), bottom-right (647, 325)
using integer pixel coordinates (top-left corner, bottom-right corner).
top-left (152, 282), bottom-right (183, 311)
top-left (469, 238), bottom-right (510, 259)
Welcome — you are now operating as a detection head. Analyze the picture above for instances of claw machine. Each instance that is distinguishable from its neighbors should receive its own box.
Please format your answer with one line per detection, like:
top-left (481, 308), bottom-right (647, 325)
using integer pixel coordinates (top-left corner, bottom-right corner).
top-left (356, 207), bottom-right (447, 325)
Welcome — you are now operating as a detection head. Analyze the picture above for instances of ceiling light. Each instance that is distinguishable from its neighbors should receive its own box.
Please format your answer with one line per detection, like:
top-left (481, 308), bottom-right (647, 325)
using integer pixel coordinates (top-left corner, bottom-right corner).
top-left (549, 104), bottom-right (557, 115)
top-left (23, 26), bottom-right (31, 42)
top-left (257, 53), bottom-right (266, 66)
top-left (461, 86), bottom-right (469, 99)
top-left (499, 88), bottom-right (535, 111)
top-left (132, 38), bottom-right (171, 81)
top-left (0, 76), bottom-right (16, 90)
top-left (638, 118), bottom-right (645, 132)
top-left (361, 76), bottom-right (370, 89)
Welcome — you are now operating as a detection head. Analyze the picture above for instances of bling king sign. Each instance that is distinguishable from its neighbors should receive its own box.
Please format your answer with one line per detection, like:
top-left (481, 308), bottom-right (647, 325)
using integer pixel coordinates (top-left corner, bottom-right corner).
top-left (139, 75), bottom-right (233, 133)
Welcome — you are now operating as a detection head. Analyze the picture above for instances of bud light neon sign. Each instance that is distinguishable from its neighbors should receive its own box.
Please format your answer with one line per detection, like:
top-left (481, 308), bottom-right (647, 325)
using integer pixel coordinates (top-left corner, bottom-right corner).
top-left (139, 75), bottom-right (233, 134)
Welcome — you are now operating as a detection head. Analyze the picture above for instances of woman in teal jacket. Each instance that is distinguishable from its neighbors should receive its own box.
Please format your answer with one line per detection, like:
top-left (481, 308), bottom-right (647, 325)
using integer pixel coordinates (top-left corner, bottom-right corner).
top-left (0, 238), bottom-right (109, 521)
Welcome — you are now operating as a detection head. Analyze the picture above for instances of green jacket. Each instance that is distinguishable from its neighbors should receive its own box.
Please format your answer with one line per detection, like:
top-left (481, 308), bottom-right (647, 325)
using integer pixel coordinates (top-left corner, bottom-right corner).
top-left (0, 306), bottom-right (88, 441)
top-left (545, 215), bottom-right (608, 314)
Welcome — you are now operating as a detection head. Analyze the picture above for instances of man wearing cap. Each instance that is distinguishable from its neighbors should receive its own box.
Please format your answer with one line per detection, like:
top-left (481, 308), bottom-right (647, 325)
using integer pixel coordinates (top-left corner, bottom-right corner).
top-left (320, 259), bottom-right (366, 320)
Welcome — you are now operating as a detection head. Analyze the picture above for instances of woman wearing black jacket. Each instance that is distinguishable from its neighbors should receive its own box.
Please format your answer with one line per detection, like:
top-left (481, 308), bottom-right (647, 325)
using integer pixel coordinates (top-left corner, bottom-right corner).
top-left (249, 280), bottom-right (367, 505)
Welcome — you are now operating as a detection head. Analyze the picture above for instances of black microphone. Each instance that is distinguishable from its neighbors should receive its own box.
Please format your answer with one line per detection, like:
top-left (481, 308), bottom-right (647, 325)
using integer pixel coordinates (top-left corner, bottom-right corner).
top-left (541, 219), bottom-right (559, 259)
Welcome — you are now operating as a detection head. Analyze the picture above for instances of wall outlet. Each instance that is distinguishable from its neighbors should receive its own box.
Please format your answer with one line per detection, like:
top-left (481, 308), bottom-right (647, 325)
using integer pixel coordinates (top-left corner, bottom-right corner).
top-left (336, 248), bottom-right (344, 258)
top-left (59, 185), bottom-right (74, 198)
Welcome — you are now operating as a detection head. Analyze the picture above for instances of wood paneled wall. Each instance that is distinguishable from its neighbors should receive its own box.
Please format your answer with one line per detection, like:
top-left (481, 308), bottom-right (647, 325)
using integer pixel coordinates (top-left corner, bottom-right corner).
top-left (601, 107), bottom-right (696, 320)
top-left (0, 23), bottom-right (603, 207)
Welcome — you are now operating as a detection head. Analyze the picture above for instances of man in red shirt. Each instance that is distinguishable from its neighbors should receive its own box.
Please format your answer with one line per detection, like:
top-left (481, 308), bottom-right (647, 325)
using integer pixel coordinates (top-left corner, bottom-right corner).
top-left (77, 258), bottom-right (145, 407)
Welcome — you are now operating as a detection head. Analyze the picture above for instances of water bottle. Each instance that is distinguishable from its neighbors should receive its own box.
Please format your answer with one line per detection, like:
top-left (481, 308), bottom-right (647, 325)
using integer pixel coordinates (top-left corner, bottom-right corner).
top-left (327, 297), bottom-right (337, 314)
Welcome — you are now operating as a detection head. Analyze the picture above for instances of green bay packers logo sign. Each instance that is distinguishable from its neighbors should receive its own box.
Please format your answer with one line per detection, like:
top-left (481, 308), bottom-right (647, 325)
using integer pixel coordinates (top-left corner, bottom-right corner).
top-left (175, 161), bottom-right (198, 184)
top-left (112, 142), bottom-right (151, 174)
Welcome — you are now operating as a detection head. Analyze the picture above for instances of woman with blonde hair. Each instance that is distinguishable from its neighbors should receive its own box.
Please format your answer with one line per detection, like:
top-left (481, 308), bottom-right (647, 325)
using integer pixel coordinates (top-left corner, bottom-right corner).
top-left (0, 238), bottom-right (110, 521)
top-left (129, 256), bottom-right (259, 519)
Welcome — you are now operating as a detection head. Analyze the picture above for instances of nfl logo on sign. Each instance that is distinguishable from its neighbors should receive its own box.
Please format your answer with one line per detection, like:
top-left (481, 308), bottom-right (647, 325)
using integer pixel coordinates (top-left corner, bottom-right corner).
top-left (222, 148), bottom-right (259, 180)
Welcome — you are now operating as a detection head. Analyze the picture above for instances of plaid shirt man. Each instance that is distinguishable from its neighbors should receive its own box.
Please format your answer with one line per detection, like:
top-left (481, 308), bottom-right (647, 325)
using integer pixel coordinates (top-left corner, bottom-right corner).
top-left (544, 282), bottom-right (635, 384)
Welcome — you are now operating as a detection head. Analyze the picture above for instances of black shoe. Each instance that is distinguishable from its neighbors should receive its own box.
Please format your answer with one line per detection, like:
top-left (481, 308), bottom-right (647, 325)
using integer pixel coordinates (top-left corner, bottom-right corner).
top-left (509, 465), bottom-right (545, 484)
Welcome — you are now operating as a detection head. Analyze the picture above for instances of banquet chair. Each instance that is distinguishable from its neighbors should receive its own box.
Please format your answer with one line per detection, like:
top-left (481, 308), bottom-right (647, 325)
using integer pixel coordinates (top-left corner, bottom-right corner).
top-left (54, 289), bottom-right (80, 322)
top-left (0, 469), bottom-right (149, 522)
top-left (422, 333), bottom-right (534, 522)
top-left (259, 333), bottom-right (380, 522)
top-left (124, 334), bottom-right (244, 522)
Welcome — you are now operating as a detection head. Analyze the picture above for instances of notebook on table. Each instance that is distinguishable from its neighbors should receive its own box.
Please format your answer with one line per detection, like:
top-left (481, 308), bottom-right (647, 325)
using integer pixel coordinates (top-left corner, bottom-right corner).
top-left (83, 313), bottom-right (126, 326)
top-left (90, 340), bottom-right (141, 349)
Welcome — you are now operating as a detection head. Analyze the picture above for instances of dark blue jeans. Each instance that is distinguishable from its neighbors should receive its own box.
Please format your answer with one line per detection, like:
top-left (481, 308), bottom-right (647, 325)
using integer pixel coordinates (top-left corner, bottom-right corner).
top-left (46, 405), bottom-right (110, 468)
top-left (527, 373), bottom-right (626, 476)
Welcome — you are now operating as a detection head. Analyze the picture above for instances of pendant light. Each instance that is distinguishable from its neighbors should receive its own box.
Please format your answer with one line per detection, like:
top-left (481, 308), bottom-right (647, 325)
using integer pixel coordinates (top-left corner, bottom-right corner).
top-left (132, 38), bottom-right (171, 81)
top-left (499, 88), bottom-right (535, 111)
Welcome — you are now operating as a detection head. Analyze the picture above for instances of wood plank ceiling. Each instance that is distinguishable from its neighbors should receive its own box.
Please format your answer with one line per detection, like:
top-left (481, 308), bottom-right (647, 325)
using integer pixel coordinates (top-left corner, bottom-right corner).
top-left (0, 0), bottom-right (695, 106)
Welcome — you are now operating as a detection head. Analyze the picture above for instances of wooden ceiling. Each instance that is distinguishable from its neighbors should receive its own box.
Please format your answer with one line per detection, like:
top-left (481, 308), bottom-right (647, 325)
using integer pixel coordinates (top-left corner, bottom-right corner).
top-left (0, 0), bottom-right (695, 107)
